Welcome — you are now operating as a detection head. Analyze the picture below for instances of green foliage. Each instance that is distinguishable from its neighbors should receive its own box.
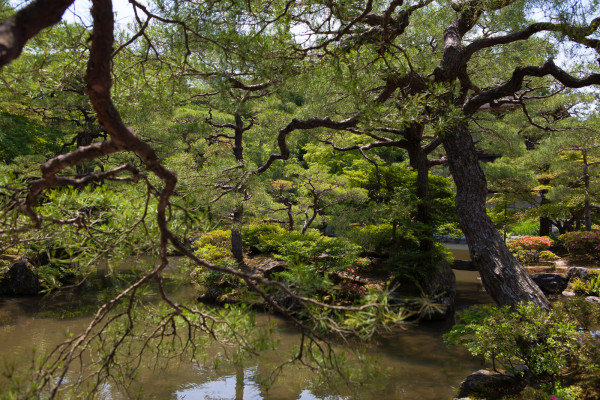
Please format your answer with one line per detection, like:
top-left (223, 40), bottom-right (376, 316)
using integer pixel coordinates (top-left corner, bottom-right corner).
top-left (510, 220), bottom-right (541, 236)
top-left (242, 224), bottom-right (362, 270)
top-left (587, 273), bottom-right (600, 296)
top-left (241, 223), bottom-right (287, 254)
top-left (570, 277), bottom-right (589, 295)
top-left (570, 271), bottom-right (600, 296)
top-left (520, 384), bottom-right (582, 400)
top-left (444, 302), bottom-right (582, 383)
top-left (0, 110), bottom-right (64, 163)
top-left (191, 230), bottom-right (234, 263)
top-left (345, 223), bottom-right (393, 254)
top-left (559, 230), bottom-right (600, 260)
top-left (539, 250), bottom-right (561, 262)
top-left (193, 229), bottom-right (232, 249)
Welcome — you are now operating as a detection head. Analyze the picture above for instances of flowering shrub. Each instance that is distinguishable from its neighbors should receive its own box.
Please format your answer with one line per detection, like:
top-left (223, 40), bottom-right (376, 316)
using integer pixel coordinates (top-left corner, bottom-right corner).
top-left (559, 230), bottom-right (600, 260)
top-left (508, 236), bottom-right (552, 251)
top-left (507, 236), bottom-right (553, 264)
top-left (342, 282), bottom-right (366, 297)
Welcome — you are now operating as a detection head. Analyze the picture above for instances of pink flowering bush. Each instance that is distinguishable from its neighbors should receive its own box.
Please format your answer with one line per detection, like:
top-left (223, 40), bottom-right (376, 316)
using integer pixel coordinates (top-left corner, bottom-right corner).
top-left (559, 230), bottom-right (600, 261)
top-left (507, 236), bottom-right (554, 264)
top-left (341, 282), bottom-right (366, 297)
top-left (508, 236), bottom-right (552, 251)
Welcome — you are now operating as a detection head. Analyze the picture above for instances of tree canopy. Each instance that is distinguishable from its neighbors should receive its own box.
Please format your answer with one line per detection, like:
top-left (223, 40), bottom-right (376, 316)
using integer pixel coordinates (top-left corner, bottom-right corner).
top-left (1, 0), bottom-right (600, 396)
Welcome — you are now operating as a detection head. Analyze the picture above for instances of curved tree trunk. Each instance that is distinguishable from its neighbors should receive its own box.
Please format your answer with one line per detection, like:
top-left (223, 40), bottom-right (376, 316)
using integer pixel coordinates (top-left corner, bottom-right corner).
top-left (443, 123), bottom-right (549, 308)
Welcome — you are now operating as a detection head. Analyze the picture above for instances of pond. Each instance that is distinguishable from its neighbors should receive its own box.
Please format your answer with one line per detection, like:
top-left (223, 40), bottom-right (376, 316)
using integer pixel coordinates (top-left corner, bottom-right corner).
top-left (0, 247), bottom-right (492, 399)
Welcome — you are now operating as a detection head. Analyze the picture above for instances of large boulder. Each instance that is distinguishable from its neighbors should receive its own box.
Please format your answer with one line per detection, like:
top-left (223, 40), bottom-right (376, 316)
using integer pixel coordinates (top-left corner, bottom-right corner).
top-left (531, 273), bottom-right (568, 294)
top-left (458, 369), bottom-right (526, 400)
top-left (1, 259), bottom-right (40, 295)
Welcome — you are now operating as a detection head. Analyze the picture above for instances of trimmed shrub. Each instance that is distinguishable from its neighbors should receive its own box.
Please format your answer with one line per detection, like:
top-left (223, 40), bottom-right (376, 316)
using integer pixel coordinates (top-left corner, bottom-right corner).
top-left (242, 223), bottom-right (287, 254)
top-left (191, 230), bottom-right (233, 262)
top-left (242, 224), bottom-right (362, 271)
top-left (507, 236), bottom-right (552, 264)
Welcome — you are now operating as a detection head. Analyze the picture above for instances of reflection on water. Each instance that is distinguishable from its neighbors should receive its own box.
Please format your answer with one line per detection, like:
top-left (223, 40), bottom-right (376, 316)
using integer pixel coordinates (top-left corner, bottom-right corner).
top-left (0, 247), bottom-right (492, 399)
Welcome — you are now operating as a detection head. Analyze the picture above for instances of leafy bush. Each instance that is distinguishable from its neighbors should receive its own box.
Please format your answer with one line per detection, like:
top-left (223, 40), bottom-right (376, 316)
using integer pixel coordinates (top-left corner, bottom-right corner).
top-left (520, 384), bottom-right (582, 400)
top-left (507, 236), bottom-right (553, 264)
top-left (444, 302), bottom-right (582, 384)
top-left (587, 273), bottom-right (600, 296)
top-left (559, 230), bottom-right (600, 260)
top-left (539, 250), bottom-right (561, 261)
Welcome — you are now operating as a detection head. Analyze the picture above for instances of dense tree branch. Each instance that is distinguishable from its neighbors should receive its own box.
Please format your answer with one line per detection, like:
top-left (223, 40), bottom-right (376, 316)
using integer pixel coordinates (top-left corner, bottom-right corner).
top-left (463, 59), bottom-right (600, 115)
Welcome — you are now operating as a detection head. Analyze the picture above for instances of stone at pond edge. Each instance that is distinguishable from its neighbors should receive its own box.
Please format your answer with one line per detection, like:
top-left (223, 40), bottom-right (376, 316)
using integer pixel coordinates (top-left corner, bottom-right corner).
top-left (250, 258), bottom-right (286, 278)
top-left (585, 296), bottom-right (600, 305)
top-left (458, 369), bottom-right (527, 400)
top-left (567, 267), bottom-right (591, 283)
top-left (1, 259), bottom-right (40, 295)
top-left (451, 259), bottom-right (476, 271)
top-left (531, 273), bottom-right (568, 294)
top-left (562, 290), bottom-right (576, 297)
top-left (425, 260), bottom-right (457, 301)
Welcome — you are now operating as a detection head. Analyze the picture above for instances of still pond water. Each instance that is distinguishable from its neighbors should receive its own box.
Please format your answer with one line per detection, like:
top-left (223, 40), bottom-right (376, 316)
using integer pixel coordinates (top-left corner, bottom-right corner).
top-left (0, 245), bottom-right (492, 399)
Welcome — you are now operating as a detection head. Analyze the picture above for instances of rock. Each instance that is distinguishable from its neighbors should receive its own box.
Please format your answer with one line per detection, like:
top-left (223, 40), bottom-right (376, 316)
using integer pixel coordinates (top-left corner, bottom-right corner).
top-left (416, 260), bottom-right (456, 320)
top-left (458, 369), bottom-right (526, 400)
top-left (562, 291), bottom-right (576, 297)
top-left (197, 286), bottom-right (223, 303)
top-left (251, 258), bottom-right (286, 278)
top-left (452, 259), bottom-right (477, 271)
top-left (1, 259), bottom-right (40, 295)
top-left (425, 260), bottom-right (457, 301)
top-left (568, 267), bottom-right (591, 283)
top-left (585, 296), bottom-right (600, 305)
top-left (531, 273), bottom-right (568, 294)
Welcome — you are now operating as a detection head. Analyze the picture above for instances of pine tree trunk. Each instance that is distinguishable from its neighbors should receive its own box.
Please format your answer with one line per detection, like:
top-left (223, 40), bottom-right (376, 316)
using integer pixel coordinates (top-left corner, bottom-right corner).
top-left (442, 123), bottom-right (549, 308)
top-left (406, 126), bottom-right (434, 258)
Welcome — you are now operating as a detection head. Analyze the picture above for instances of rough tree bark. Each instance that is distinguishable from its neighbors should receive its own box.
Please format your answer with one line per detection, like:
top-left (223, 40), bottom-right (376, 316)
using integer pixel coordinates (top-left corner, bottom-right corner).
top-left (442, 123), bottom-right (549, 307)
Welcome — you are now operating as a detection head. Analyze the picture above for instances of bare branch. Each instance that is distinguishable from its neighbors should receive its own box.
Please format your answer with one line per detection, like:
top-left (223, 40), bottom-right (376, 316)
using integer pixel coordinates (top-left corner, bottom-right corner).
top-left (256, 114), bottom-right (360, 173)
top-left (0, 0), bottom-right (74, 68)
